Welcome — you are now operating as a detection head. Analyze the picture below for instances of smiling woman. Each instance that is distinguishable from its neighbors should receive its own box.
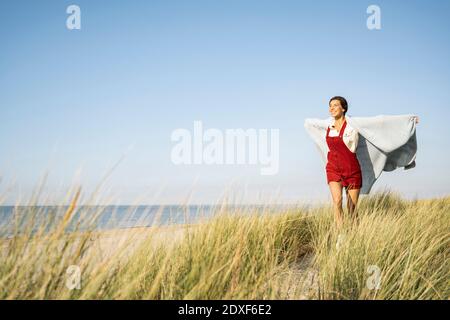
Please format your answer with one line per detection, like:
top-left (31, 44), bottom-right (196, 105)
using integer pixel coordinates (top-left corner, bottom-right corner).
top-left (304, 97), bottom-right (419, 228)
top-left (325, 96), bottom-right (363, 227)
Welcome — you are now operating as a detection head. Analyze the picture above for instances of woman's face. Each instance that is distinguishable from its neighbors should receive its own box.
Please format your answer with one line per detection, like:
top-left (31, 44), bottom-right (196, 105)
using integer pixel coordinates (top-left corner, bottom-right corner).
top-left (329, 99), bottom-right (345, 118)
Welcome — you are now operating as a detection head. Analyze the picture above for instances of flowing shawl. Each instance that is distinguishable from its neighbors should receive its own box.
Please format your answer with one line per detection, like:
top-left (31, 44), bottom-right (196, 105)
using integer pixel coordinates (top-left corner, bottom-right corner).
top-left (304, 114), bottom-right (418, 194)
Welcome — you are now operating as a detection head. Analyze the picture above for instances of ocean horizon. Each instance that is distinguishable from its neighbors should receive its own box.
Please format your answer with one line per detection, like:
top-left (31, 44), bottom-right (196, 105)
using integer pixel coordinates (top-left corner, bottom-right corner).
top-left (0, 204), bottom-right (303, 237)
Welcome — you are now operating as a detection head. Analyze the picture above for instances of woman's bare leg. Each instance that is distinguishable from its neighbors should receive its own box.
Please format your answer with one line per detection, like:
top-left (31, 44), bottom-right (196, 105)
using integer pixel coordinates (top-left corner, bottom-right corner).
top-left (328, 181), bottom-right (344, 228)
top-left (346, 187), bottom-right (360, 219)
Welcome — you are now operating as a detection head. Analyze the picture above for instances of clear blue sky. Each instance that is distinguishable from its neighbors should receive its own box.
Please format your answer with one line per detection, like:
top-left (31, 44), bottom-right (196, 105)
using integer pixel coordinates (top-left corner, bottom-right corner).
top-left (1, 0), bottom-right (449, 205)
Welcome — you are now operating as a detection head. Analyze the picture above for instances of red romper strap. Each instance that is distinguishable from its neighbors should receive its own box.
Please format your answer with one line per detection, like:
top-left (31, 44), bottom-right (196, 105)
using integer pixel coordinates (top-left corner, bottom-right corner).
top-left (339, 120), bottom-right (347, 138)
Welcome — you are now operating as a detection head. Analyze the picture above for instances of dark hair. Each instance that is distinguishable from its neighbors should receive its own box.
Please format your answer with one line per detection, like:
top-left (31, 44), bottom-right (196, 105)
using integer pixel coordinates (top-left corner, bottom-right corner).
top-left (329, 96), bottom-right (348, 115)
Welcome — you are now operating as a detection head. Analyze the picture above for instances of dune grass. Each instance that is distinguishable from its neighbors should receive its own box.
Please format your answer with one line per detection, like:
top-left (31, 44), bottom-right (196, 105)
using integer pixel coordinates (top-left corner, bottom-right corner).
top-left (0, 190), bottom-right (448, 299)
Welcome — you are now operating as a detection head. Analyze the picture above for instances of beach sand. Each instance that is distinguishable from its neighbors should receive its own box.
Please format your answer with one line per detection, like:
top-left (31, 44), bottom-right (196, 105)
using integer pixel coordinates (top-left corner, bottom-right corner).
top-left (0, 223), bottom-right (195, 265)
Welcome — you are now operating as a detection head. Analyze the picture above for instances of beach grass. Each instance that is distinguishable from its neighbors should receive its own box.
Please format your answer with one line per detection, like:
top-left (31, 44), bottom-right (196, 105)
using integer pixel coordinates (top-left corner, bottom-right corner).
top-left (0, 190), bottom-right (448, 299)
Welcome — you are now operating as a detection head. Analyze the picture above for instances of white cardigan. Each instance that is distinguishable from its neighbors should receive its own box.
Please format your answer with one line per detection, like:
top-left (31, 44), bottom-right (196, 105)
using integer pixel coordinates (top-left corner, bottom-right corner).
top-left (327, 120), bottom-right (359, 153)
top-left (304, 114), bottom-right (418, 194)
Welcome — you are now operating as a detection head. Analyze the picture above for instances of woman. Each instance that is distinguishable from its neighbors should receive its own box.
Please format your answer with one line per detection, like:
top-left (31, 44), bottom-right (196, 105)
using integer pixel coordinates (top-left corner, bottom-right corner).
top-left (304, 96), bottom-right (419, 228)
top-left (326, 96), bottom-right (362, 227)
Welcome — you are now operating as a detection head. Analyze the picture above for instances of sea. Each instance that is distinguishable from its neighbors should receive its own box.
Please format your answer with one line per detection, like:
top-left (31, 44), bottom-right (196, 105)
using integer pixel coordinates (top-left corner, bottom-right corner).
top-left (0, 204), bottom-right (301, 237)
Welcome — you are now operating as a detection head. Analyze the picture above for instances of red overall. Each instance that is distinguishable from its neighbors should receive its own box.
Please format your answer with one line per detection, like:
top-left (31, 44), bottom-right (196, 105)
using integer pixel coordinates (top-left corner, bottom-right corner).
top-left (325, 120), bottom-right (362, 189)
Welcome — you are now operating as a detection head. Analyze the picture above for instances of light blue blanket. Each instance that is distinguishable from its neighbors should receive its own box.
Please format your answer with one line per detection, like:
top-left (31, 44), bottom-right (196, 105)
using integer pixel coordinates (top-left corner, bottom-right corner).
top-left (304, 114), bottom-right (418, 194)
